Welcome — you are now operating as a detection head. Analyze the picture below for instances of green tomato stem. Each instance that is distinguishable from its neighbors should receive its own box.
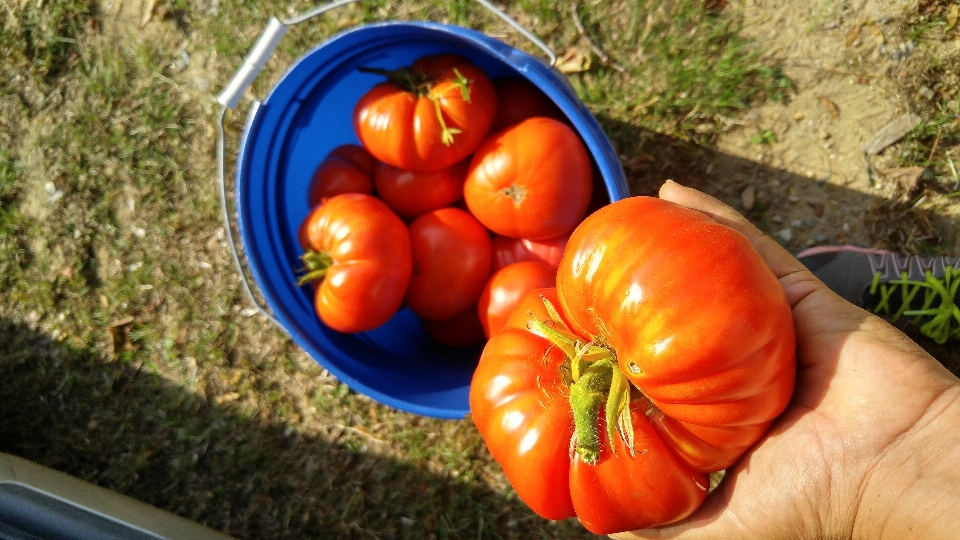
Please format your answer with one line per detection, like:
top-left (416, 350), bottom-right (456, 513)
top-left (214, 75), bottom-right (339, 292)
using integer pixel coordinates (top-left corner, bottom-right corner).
top-left (297, 250), bottom-right (333, 286)
top-left (357, 66), bottom-right (430, 95)
top-left (529, 295), bottom-right (638, 464)
top-left (569, 364), bottom-right (611, 465)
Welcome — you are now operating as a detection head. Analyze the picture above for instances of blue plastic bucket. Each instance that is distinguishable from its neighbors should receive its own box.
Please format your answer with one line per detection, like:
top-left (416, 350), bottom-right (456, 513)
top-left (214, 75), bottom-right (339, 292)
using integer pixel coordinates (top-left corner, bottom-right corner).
top-left (235, 21), bottom-right (628, 419)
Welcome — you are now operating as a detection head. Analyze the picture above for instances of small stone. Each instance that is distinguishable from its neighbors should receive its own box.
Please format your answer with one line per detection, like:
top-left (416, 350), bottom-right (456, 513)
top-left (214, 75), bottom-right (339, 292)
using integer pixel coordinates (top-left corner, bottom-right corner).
top-left (777, 228), bottom-right (794, 242)
top-left (771, 214), bottom-right (786, 224)
top-left (819, 131), bottom-right (831, 140)
top-left (741, 186), bottom-right (756, 211)
top-left (790, 219), bottom-right (804, 228)
top-left (793, 111), bottom-right (805, 122)
top-left (919, 86), bottom-right (935, 100)
top-left (815, 234), bottom-right (828, 243)
top-left (862, 113), bottom-right (922, 155)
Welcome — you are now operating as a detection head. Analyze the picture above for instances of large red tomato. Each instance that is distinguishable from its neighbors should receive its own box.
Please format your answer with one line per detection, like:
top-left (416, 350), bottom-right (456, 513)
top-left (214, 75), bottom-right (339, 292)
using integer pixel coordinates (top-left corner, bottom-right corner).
top-left (353, 54), bottom-right (497, 172)
top-left (297, 193), bottom-right (412, 333)
top-left (306, 144), bottom-right (376, 208)
top-left (405, 207), bottom-right (492, 320)
top-left (373, 159), bottom-right (468, 219)
top-left (491, 233), bottom-right (570, 271)
top-left (477, 260), bottom-right (556, 338)
top-left (556, 196), bottom-right (796, 472)
top-left (463, 117), bottom-right (593, 240)
top-left (470, 288), bottom-right (709, 534)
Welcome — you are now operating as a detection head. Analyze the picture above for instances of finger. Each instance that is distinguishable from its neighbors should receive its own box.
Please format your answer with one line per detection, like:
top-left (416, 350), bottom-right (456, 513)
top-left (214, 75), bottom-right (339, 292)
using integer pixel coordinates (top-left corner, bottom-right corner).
top-left (658, 180), bottom-right (806, 280)
top-left (607, 486), bottom-right (739, 540)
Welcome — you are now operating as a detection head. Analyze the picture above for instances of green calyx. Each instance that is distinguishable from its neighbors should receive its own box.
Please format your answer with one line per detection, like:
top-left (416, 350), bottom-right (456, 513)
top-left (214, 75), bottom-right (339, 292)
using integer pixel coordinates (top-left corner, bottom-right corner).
top-left (359, 65), bottom-right (473, 147)
top-left (529, 296), bottom-right (636, 466)
top-left (297, 250), bottom-right (333, 286)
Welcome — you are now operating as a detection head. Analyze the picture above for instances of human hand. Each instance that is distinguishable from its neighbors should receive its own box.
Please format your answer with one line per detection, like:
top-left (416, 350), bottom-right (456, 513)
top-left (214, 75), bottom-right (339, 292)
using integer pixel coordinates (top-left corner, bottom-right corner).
top-left (613, 182), bottom-right (960, 540)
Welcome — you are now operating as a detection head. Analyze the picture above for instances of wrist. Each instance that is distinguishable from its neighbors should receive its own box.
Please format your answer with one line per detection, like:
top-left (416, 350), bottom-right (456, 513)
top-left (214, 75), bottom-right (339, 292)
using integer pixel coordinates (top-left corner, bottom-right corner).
top-left (853, 385), bottom-right (960, 540)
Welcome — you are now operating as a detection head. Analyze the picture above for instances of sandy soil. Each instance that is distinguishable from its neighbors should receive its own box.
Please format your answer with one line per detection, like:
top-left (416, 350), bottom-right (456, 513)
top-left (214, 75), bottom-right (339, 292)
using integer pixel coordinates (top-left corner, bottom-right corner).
top-left (711, 0), bottom-right (959, 254)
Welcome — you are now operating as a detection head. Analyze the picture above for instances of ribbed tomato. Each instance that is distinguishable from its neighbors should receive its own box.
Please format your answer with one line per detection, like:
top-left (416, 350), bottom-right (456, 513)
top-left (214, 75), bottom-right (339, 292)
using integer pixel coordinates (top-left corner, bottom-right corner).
top-left (297, 193), bottom-right (411, 333)
top-left (353, 54), bottom-right (497, 172)
top-left (470, 196), bottom-right (796, 534)
top-left (470, 288), bottom-right (709, 534)
top-left (556, 196), bottom-right (796, 472)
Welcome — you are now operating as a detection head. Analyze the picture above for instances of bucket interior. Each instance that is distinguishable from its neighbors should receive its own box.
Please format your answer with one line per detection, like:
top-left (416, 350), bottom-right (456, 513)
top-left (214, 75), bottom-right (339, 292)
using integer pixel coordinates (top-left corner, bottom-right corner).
top-left (236, 21), bottom-right (627, 419)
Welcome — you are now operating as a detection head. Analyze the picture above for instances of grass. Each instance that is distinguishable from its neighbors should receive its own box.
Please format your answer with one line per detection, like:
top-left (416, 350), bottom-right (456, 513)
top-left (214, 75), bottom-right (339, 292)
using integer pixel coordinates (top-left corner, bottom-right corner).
top-left (555, 0), bottom-right (790, 141)
top-left (0, 0), bottom-right (957, 539)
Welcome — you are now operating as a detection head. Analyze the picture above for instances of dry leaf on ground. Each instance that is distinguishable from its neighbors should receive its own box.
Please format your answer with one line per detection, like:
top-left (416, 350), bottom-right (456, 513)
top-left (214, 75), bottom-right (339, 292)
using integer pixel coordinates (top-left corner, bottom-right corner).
top-left (555, 47), bottom-right (591, 73)
top-left (845, 25), bottom-right (861, 46)
top-left (878, 166), bottom-right (928, 193)
top-left (818, 96), bottom-right (840, 118)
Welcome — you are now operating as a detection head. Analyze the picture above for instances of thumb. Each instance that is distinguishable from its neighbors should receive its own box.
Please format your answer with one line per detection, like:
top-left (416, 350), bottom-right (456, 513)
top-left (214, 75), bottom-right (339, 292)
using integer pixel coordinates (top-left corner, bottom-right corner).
top-left (657, 180), bottom-right (805, 281)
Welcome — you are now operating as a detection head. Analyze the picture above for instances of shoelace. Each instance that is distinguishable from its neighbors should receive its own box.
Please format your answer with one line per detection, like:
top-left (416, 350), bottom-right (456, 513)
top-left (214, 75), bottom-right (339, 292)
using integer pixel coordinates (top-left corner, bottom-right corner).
top-left (870, 265), bottom-right (960, 344)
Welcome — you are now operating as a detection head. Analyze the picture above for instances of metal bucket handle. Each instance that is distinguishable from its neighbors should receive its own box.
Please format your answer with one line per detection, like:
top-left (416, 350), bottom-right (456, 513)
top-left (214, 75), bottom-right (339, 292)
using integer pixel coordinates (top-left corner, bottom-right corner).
top-left (214, 0), bottom-right (557, 331)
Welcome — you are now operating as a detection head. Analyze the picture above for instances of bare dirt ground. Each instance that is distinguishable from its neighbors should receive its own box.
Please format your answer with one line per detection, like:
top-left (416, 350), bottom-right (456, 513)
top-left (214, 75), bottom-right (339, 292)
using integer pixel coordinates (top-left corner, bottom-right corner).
top-left (714, 0), bottom-right (959, 254)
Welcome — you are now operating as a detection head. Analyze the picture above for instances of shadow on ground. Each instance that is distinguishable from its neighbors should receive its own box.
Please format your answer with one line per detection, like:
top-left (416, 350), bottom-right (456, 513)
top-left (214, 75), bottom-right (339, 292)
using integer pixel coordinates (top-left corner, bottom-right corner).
top-left (600, 116), bottom-right (960, 371)
top-left (0, 319), bottom-right (602, 539)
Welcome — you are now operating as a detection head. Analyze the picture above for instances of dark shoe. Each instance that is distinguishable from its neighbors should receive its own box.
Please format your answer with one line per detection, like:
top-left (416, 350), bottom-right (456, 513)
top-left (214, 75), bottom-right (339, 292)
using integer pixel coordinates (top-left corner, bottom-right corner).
top-left (796, 245), bottom-right (960, 344)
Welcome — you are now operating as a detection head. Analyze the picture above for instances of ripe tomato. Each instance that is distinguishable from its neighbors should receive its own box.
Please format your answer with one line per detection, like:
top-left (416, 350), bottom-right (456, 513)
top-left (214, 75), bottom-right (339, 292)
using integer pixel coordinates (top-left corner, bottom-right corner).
top-left (420, 306), bottom-right (486, 348)
top-left (491, 233), bottom-right (569, 271)
top-left (306, 144), bottom-right (376, 207)
top-left (297, 193), bottom-right (412, 333)
top-left (556, 196), bottom-right (796, 472)
top-left (470, 287), bottom-right (709, 534)
top-left (353, 54), bottom-right (498, 172)
top-left (405, 207), bottom-right (492, 320)
top-left (373, 159), bottom-right (468, 219)
top-left (463, 117), bottom-right (593, 240)
top-left (489, 77), bottom-right (564, 132)
top-left (477, 260), bottom-right (556, 338)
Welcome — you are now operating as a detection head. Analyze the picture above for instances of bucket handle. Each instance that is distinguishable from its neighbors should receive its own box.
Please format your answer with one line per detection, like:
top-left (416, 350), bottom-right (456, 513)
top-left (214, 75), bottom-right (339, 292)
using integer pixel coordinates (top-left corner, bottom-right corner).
top-left (214, 1), bottom-right (557, 329)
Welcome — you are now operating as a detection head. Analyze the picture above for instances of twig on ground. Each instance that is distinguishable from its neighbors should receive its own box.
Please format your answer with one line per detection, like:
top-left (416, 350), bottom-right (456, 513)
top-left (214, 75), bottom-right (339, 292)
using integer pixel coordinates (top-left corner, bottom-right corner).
top-left (324, 423), bottom-right (387, 446)
top-left (140, 0), bottom-right (158, 28)
top-left (927, 125), bottom-right (942, 162)
top-left (569, 1), bottom-right (626, 73)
